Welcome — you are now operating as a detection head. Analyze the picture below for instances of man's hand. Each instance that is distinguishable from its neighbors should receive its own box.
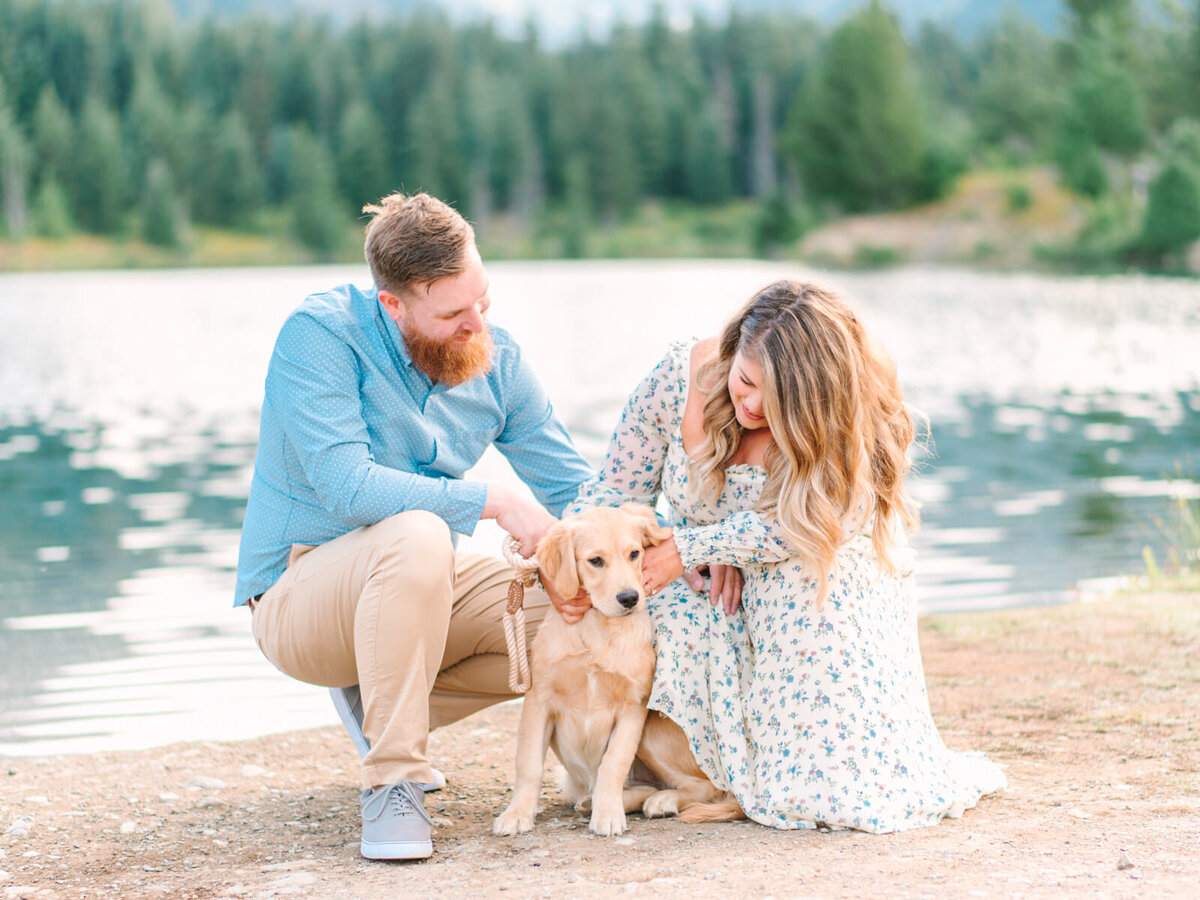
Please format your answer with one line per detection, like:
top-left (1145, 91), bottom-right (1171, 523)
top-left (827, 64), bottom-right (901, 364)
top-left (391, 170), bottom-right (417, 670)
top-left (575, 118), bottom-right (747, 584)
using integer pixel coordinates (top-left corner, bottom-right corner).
top-left (482, 483), bottom-right (556, 556)
top-left (540, 571), bottom-right (591, 625)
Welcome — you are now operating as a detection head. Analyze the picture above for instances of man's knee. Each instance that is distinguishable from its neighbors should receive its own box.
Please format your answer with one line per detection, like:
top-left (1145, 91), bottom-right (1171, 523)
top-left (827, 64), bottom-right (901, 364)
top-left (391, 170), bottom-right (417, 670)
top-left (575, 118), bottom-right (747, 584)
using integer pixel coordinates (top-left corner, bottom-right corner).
top-left (369, 510), bottom-right (454, 590)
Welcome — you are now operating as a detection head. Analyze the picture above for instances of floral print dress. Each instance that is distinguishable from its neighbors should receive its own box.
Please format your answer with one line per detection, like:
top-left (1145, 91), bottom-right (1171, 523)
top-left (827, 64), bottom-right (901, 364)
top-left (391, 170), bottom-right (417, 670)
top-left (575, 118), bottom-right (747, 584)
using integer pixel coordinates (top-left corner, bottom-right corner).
top-left (564, 341), bottom-right (1006, 832)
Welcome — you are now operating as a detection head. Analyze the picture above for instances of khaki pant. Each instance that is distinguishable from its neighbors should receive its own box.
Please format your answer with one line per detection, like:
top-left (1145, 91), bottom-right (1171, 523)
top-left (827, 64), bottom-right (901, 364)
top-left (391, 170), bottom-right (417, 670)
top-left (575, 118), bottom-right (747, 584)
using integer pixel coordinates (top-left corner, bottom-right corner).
top-left (250, 510), bottom-right (548, 789)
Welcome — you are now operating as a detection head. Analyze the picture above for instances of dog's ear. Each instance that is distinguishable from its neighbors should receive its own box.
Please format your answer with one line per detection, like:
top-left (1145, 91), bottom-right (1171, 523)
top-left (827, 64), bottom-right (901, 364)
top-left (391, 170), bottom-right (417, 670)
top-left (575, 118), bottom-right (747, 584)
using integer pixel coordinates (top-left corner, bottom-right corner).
top-left (537, 520), bottom-right (580, 599)
top-left (620, 503), bottom-right (672, 547)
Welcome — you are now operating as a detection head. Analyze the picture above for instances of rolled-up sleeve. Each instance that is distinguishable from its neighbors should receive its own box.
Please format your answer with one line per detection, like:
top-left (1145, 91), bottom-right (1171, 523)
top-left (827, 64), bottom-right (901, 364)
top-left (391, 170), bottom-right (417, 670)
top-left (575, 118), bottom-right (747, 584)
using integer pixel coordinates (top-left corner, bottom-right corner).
top-left (493, 341), bottom-right (593, 516)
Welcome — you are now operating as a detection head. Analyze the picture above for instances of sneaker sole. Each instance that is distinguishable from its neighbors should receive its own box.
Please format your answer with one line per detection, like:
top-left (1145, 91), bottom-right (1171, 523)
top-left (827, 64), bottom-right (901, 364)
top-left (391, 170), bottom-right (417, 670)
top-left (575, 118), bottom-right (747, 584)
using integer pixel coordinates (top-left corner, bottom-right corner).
top-left (360, 838), bottom-right (433, 861)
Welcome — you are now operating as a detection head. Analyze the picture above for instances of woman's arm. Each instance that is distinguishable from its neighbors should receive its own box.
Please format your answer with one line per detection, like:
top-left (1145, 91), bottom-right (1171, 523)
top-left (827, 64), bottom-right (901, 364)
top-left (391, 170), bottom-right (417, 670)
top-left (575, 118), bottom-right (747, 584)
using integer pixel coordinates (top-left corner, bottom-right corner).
top-left (562, 342), bottom-right (690, 517)
top-left (672, 510), bottom-right (799, 568)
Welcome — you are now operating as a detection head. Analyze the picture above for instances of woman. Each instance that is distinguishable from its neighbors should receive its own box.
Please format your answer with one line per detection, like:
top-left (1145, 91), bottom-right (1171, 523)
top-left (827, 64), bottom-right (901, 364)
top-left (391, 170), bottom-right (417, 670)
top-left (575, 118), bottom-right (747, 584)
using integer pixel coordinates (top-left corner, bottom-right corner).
top-left (563, 280), bottom-right (1005, 832)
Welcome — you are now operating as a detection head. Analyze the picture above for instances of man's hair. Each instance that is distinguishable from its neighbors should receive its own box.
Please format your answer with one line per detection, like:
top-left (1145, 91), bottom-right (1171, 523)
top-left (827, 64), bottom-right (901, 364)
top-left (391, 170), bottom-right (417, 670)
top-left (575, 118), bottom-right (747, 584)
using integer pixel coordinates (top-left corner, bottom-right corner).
top-left (362, 192), bottom-right (475, 294)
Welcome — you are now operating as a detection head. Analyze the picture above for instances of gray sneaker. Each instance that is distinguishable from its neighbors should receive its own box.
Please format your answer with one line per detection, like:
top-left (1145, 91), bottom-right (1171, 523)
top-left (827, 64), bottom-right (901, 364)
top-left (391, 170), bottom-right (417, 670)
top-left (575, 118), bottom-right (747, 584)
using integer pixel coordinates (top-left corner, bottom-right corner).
top-left (360, 780), bottom-right (434, 860)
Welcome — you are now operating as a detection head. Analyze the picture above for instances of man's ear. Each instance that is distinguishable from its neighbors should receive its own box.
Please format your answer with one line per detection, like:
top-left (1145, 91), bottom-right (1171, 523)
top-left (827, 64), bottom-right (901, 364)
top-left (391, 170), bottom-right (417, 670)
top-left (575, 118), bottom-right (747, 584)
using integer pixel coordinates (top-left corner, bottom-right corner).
top-left (537, 521), bottom-right (580, 599)
top-left (378, 289), bottom-right (408, 327)
top-left (620, 503), bottom-right (671, 546)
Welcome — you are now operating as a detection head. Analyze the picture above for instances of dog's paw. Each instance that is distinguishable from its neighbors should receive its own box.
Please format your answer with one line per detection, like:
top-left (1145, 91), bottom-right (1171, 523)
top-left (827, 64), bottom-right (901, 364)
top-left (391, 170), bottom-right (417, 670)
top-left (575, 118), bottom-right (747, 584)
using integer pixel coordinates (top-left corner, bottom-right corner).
top-left (588, 805), bottom-right (627, 836)
top-left (493, 805), bottom-right (535, 836)
top-left (642, 789), bottom-right (680, 819)
top-left (573, 794), bottom-right (593, 813)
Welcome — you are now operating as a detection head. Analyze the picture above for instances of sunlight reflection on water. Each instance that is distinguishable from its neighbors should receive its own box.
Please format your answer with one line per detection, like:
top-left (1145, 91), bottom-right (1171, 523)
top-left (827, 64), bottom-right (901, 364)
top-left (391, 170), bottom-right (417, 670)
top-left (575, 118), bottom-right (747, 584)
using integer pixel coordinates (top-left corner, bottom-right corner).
top-left (2, 261), bottom-right (1198, 756)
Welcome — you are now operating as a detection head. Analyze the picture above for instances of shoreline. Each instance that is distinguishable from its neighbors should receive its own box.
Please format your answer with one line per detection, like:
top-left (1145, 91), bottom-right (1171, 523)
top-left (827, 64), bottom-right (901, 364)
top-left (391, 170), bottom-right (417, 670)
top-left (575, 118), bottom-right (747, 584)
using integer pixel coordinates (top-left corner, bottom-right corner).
top-left (3, 589), bottom-right (1198, 898)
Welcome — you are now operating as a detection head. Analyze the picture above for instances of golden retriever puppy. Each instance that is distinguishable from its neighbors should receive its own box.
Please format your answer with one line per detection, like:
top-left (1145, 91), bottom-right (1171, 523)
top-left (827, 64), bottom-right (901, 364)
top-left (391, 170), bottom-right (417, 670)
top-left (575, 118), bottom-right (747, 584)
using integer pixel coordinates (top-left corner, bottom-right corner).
top-left (494, 504), bottom-right (742, 838)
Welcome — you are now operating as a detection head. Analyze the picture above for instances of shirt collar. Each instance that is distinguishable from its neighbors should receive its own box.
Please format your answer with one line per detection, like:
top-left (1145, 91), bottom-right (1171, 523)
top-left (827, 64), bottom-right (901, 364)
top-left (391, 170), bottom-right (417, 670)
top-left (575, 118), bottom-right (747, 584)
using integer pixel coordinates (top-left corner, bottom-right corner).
top-left (370, 286), bottom-right (415, 369)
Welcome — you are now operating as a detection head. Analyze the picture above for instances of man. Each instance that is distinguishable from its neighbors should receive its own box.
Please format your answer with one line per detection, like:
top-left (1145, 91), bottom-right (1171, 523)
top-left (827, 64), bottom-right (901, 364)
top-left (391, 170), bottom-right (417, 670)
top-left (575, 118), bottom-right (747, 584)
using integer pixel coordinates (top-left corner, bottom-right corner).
top-left (234, 192), bottom-right (593, 861)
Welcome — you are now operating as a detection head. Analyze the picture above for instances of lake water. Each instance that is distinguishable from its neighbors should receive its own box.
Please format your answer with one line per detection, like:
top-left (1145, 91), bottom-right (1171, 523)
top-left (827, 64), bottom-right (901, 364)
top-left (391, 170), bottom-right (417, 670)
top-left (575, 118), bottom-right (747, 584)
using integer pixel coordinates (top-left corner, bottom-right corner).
top-left (1, 261), bottom-right (1198, 757)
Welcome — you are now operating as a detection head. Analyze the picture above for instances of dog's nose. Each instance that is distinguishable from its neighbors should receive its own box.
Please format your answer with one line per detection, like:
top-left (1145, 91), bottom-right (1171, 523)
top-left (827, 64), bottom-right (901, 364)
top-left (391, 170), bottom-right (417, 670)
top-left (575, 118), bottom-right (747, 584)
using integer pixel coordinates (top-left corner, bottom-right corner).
top-left (616, 590), bottom-right (639, 609)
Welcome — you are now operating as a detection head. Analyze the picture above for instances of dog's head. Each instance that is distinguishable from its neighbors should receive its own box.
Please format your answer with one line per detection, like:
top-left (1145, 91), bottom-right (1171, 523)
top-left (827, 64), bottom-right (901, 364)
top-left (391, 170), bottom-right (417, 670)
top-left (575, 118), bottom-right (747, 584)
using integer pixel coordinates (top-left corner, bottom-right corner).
top-left (537, 504), bottom-right (671, 619)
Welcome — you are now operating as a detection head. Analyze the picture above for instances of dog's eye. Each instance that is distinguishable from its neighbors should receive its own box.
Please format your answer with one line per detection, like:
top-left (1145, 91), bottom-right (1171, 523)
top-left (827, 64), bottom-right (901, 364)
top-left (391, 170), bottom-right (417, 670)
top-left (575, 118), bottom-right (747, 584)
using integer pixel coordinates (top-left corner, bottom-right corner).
top-left (629, 549), bottom-right (640, 561)
top-left (588, 556), bottom-right (604, 568)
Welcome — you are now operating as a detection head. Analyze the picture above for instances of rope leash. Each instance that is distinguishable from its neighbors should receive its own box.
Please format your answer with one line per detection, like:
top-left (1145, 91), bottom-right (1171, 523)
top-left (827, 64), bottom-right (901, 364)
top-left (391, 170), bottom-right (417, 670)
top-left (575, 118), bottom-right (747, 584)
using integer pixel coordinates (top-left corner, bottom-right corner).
top-left (501, 535), bottom-right (539, 694)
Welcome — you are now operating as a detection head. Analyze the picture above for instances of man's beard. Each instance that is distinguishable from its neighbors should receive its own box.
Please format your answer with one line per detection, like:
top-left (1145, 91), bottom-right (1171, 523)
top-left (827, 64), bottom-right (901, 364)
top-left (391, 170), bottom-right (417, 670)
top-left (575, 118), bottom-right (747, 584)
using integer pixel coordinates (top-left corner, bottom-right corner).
top-left (402, 323), bottom-right (494, 387)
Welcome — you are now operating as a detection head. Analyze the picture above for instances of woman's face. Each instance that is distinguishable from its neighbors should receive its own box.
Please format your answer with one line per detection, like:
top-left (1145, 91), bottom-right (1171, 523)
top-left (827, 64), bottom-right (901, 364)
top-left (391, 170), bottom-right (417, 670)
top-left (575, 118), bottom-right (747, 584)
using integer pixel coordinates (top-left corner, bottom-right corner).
top-left (728, 350), bottom-right (769, 431)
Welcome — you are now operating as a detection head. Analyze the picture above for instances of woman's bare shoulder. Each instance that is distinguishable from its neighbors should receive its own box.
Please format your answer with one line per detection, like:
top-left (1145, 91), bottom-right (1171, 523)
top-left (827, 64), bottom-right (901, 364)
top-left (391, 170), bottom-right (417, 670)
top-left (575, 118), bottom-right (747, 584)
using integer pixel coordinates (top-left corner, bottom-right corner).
top-left (689, 336), bottom-right (720, 373)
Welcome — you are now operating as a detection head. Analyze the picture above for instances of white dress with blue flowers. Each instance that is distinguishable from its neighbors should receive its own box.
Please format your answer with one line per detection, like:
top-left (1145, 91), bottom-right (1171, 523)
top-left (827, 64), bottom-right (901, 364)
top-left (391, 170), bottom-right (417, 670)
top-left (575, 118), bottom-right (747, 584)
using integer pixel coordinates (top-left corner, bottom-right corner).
top-left (564, 341), bottom-right (1006, 832)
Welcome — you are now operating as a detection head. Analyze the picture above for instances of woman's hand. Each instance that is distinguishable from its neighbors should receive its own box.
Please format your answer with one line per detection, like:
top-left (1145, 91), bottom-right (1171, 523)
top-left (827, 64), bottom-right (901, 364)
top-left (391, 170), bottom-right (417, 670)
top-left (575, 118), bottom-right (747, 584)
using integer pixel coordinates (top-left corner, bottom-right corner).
top-left (642, 535), bottom-right (686, 598)
top-left (682, 564), bottom-right (744, 615)
top-left (707, 564), bottom-right (744, 615)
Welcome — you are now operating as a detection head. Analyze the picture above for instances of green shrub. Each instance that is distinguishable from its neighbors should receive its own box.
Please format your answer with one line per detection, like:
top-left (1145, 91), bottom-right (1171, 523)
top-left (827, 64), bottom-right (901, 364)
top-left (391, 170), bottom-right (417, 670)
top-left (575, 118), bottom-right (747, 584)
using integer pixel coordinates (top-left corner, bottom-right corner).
top-left (852, 244), bottom-right (902, 268)
top-left (1135, 160), bottom-right (1200, 260)
top-left (1005, 181), bottom-right (1033, 213)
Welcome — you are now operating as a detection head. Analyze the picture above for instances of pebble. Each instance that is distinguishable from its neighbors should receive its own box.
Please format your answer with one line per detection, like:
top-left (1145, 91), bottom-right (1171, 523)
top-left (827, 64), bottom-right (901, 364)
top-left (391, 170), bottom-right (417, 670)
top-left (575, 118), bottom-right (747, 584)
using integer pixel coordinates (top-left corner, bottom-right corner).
top-left (158, 793), bottom-right (179, 802)
top-left (1117, 851), bottom-right (1135, 870)
top-left (195, 799), bottom-right (225, 810)
top-left (185, 776), bottom-right (227, 791)
top-left (120, 821), bottom-right (138, 835)
top-left (3, 819), bottom-right (32, 838)
top-left (240, 765), bottom-right (267, 778)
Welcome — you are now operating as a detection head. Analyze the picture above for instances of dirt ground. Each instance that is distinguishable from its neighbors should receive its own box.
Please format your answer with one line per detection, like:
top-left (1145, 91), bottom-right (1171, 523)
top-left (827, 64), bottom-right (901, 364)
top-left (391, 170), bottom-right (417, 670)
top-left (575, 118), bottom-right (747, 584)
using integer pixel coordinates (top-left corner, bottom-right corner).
top-left (2, 590), bottom-right (1198, 900)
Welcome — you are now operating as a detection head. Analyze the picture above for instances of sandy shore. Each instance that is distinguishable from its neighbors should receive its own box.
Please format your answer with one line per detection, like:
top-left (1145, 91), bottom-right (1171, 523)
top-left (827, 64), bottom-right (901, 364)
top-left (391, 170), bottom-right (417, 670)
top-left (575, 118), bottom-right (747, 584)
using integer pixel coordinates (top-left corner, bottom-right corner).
top-left (2, 590), bottom-right (1198, 899)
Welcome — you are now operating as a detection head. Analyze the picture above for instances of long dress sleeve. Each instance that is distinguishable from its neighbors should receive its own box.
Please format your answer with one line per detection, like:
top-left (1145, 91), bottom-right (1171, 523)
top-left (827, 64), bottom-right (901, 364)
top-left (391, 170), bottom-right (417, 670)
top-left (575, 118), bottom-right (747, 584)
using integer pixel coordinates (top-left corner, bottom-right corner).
top-left (562, 342), bottom-right (690, 517)
top-left (672, 510), bottom-right (801, 568)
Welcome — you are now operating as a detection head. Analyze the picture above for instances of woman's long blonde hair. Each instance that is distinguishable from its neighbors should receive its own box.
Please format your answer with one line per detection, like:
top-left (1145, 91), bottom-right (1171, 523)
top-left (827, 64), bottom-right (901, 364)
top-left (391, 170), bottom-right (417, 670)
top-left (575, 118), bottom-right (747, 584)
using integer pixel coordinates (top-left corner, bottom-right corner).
top-left (690, 280), bottom-right (918, 598)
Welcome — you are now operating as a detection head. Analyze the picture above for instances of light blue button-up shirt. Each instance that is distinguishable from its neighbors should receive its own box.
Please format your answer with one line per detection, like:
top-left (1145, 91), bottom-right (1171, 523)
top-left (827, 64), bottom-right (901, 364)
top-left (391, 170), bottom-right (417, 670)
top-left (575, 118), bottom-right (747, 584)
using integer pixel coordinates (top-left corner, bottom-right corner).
top-left (234, 283), bottom-right (592, 605)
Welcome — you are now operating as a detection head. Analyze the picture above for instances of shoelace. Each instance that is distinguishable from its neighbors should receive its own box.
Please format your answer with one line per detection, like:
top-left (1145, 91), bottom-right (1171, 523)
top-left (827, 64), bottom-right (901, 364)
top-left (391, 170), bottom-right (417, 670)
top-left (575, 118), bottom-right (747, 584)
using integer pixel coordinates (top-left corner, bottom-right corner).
top-left (362, 780), bottom-right (434, 826)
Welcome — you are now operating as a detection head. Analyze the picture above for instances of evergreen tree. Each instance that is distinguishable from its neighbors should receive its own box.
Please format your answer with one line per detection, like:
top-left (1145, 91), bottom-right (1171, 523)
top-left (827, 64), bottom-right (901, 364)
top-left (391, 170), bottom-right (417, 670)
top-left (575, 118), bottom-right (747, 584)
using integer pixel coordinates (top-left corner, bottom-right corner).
top-left (1056, 113), bottom-right (1109, 198)
top-left (1164, 118), bottom-right (1200, 173)
top-left (681, 102), bottom-right (734, 205)
top-left (1066, 0), bottom-right (1136, 33)
top-left (560, 154), bottom-right (591, 257)
top-left (336, 100), bottom-right (389, 213)
top-left (30, 176), bottom-right (73, 239)
top-left (407, 69), bottom-right (465, 205)
top-left (782, 1), bottom-right (926, 211)
top-left (614, 40), bottom-right (670, 198)
top-left (489, 77), bottom-right (541, 219)
top-left (141, 158), bottom-right (185, 248)
top-left (1069, 17), bottom-right (1148, 159)
top-left (752, 189), bottom-right (802, 257)
top-left (972, 15), bottom-right (1056, 155)
top-left (587, 81), bottom-right (642, 219)
top-left (288, 125), bottom-right (346, 257)
top-left (73, 95), bottom-right (129, 234)
top-left (208, 111), bottom-right (265, 226)
top-left (31, 85), bottom-right (74, 195)
top-left (0, 82), bottom-right (30, 239)
top-left (125, 64), bottom-right (182, 196)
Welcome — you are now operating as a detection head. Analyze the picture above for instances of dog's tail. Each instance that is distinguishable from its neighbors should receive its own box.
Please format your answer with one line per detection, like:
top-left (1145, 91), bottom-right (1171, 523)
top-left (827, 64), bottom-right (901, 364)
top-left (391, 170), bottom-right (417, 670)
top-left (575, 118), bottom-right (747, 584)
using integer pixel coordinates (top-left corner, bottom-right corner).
top-left (678, 793), bottom-right (746, 823)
